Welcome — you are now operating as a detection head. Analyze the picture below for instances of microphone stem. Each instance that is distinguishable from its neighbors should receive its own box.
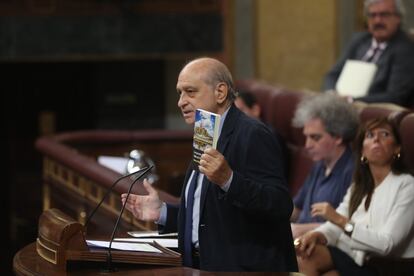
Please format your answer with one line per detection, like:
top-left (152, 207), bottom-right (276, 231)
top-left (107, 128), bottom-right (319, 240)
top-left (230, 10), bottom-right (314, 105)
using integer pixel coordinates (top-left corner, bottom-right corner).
top-left (106, 165), bottom-right (153, 271)
top-left (84, 167), bottom-right (148, 229)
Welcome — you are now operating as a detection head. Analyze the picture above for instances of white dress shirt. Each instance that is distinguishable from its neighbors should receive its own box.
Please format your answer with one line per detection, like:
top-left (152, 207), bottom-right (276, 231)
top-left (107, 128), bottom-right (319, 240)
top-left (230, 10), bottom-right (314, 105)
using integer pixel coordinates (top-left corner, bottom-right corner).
top-left (315, 172), bottom-right (414, 265)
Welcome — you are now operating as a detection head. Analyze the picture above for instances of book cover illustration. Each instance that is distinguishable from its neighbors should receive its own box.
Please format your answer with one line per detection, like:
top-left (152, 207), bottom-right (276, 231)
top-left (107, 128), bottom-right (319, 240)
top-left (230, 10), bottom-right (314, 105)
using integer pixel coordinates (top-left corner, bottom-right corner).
top-left (193, 109), bottom-right (221, 167)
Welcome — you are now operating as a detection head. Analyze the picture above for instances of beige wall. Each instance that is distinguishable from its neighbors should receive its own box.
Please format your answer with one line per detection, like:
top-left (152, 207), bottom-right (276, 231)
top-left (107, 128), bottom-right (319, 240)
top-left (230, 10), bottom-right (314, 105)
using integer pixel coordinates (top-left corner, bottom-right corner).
top-left (255, 0), bottom-right (338, 92)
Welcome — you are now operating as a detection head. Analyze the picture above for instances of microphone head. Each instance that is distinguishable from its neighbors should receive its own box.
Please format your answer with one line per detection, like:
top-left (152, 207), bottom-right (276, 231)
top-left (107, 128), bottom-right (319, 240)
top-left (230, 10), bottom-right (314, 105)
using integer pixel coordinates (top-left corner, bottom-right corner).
top-left (126, 149), bottom-right (158, 183)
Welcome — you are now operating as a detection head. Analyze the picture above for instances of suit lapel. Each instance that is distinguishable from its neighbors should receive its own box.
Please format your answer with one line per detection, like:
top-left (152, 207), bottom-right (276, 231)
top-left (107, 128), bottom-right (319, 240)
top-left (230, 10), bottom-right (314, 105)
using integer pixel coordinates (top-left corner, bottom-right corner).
top-left (357, 38), bottom-right (372, 60)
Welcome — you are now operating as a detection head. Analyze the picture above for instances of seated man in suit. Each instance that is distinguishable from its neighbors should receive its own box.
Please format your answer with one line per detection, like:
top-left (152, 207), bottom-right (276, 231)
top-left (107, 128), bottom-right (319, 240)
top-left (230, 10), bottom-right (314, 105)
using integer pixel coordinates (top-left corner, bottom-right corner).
top-left (234, 90), bottom-right (262, 120)
top-left (322, 0), bottom-right (414, 107)
top-left (291, 94), bottom-right (359, 239)
top-left (122, 57), bottom-right (298, 272)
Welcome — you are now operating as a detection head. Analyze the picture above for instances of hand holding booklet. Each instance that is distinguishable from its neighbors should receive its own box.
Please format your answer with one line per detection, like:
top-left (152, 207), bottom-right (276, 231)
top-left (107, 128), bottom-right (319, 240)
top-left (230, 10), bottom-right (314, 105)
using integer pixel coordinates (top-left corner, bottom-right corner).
top-left (192, 109), bottom-right (221, 169)
top-left (335, 59), bottom-right (378, 98)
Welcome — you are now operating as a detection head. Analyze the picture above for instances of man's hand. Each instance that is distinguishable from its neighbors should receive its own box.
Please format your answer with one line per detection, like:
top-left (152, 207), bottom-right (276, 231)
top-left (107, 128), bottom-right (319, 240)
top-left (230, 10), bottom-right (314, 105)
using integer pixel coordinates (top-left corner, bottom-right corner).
top-left (199, 147), bottom-right (232, 187)
top-left (121, 179), bottom-right (163, 222)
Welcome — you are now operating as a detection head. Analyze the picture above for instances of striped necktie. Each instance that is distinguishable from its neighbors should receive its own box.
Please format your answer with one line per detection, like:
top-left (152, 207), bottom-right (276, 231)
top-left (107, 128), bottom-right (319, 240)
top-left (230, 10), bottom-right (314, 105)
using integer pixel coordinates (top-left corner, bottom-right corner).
top-left (362, 42), bottom-right (385, 63)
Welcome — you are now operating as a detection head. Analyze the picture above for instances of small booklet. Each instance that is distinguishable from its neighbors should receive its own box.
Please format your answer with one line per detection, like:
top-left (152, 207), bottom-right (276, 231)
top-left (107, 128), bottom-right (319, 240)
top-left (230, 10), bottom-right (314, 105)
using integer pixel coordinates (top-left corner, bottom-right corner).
top-left (335, 59), bottom-right (378, 98)
top-left (192, 109), bottom-right (221, 168)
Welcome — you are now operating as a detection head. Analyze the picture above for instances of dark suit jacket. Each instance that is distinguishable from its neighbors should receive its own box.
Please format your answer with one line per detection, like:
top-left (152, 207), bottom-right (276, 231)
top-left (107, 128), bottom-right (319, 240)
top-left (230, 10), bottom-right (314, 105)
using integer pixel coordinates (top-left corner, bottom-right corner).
top-left (162, 105), bottom-right (297, 272)
top-left (322, 29), bottom-right (414, 107)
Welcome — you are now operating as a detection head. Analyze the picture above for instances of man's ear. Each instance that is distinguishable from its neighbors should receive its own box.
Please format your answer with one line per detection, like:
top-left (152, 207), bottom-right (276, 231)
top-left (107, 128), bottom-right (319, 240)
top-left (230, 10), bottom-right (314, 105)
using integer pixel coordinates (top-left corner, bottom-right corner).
top-left (334, 136), bottom-right (343, 147)
top-left (252, 104), bottom-right (261, 119)
top-left (215, 82), bottom-right (228, 104)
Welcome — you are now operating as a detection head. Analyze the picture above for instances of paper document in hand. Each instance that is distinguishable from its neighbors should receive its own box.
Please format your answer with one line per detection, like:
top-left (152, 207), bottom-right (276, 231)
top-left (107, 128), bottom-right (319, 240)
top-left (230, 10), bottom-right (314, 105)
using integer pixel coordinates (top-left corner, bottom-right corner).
top-left (86, 240), bottom-right (162, 253)
top-left (335, 59), bottom-right (378, 98)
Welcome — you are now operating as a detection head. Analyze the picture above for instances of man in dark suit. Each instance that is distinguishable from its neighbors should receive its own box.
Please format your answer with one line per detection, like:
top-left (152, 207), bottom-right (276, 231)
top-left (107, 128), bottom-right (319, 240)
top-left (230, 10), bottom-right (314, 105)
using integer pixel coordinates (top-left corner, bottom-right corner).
top-left (322, 0), bottom-right (414, 107)
top-left (235, 90), bottom-right (290, 179)
top-left (122, 57), bottom-right (297, 272)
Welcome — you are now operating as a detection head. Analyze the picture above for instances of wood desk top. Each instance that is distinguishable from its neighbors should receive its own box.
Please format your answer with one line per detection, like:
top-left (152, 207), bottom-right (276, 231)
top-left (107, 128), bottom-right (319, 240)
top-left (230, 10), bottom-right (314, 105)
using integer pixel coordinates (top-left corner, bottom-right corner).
top-left (13, 242), bottom-right (196, 276)
top-left (13, 242), bottom-right (301, 276)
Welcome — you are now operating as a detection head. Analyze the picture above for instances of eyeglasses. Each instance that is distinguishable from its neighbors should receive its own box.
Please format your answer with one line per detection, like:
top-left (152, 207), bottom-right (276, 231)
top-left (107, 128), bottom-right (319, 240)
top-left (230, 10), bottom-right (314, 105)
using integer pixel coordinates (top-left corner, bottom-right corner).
top-left (366, 11), bottom-right (398, 19)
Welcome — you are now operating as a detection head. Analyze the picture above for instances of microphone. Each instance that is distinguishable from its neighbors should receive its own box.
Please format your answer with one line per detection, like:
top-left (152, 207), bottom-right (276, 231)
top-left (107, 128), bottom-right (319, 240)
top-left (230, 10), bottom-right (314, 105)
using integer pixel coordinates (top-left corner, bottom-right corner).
top-left (84, 166), bottom-right (152, 230)
top-left (105, 165), bottom-right (154, 272)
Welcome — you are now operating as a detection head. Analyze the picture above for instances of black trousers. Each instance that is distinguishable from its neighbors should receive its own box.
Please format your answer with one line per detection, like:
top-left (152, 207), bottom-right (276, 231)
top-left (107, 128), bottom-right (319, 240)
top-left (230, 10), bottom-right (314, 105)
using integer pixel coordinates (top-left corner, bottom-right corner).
top-left (191, 247), bottom-right (200, 269)
top-left (328, 246), bottom-right (378, 276)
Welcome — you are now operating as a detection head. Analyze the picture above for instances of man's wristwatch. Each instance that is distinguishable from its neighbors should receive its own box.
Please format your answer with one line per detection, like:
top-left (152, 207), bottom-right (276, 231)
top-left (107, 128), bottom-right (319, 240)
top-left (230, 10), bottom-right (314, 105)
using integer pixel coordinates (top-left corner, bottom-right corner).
top-left (344, 222), bottom-right (354, 236)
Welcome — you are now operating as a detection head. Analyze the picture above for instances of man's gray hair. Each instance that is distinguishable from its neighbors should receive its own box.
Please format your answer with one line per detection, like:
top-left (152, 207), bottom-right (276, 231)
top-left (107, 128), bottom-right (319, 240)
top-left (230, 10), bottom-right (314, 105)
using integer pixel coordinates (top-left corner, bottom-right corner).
top-left (184, 57), bottom-right (236, 102)
top-left (292, 94), bottom-right (360, 143)
top-left (204, 60), bottom-right (237, 102)
top-left (364, 0), bottom-right (406, 17)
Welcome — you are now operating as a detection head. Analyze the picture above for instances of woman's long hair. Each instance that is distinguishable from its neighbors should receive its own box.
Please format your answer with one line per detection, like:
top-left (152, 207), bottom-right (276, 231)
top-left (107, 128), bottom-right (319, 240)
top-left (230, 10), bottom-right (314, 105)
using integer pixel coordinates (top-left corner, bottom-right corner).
top-left (349, 117), bottom-right (408, 217)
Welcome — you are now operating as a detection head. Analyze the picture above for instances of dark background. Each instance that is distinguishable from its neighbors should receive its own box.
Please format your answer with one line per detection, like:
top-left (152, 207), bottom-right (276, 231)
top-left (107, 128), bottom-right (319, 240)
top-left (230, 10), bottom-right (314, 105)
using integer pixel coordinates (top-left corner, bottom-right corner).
top-left (1, 0), bottom-right (223, 274)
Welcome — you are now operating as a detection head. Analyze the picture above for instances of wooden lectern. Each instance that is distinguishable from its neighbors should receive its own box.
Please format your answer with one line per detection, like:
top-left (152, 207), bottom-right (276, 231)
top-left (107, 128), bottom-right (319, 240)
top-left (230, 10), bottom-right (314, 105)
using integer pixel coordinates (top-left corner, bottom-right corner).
top-left (36, 208), bottom-right (181, 271)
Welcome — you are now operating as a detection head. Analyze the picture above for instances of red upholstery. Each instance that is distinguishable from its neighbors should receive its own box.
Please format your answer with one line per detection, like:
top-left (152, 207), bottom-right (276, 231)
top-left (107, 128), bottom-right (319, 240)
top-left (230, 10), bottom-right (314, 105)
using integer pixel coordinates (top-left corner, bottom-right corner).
top-left (235, 79), bottom-right (312, 196)
top-left (236, 79), bottom-right (414, 274)
top-left (265, 89), bottom-right (312, 196)
top-left (359, 103), bottom-right (411, 126)
top-left (399, 114), bottom-right (414, 174)
top-left (359, 103), bottom-right (412, 173)
top-left (287, 145), bottom-right (313, 197)
top-left (235, 79), bottom-right (282, 122)
top-left (265, 89), bottom-right (307, 145)
top-left (235, 79), bottom-right (414, 199)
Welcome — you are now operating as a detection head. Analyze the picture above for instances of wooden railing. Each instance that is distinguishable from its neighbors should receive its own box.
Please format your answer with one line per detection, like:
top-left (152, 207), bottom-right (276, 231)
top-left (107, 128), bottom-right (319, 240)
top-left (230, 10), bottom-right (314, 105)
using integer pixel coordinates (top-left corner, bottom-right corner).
top-left (35, 129), bottom-right (192, 235)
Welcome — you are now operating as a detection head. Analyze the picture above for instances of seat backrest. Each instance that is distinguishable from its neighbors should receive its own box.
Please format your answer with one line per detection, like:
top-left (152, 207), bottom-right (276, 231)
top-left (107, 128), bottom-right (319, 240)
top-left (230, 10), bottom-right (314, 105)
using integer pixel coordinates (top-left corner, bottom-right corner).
top-left (358, 103), bottom-right (412, 172)
top-left (265, 88), bottom-right (306, 145)
top-left (358, 102), bottom-right (411, 126)
top-left (235, 79), bottom-right (282, 122)
top-left (265, 88), bottom-right (313, 196)
top-left (287, 145), bottom-right (313, 197)
top-left (399, 113), bottom-right (414, 174)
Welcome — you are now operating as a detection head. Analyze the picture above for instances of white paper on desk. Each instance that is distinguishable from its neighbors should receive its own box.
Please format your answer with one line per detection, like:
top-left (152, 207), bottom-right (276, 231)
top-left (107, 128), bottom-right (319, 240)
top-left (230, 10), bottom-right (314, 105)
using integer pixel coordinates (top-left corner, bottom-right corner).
top-left (127, 231), bottom-right (178, 238)
top-left (86, 239), bottom-right (162, 253)
top-left (114, 238), bottom-right (178, 249)
top-left (97, 156), bottom-right (128, 174)
top-left (335, 60), bottom-right (378, 98)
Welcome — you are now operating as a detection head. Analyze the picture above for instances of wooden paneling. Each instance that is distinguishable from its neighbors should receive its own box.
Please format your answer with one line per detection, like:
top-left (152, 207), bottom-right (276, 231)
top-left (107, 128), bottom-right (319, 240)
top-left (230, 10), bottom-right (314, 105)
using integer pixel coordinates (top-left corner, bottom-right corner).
top-left (255, 0), bottom-right (337, 92)
top-left (36, 130), bottom-right (192, 235)
top-left (0, 0), bottom-right (225, 60)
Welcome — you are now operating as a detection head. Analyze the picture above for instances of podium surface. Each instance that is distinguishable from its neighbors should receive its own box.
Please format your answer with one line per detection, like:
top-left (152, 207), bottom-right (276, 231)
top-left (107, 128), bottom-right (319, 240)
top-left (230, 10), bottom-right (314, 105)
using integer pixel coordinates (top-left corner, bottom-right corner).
top-left (14, 242), bottom-right (302, 276)
top-left (14, 242), bottom-right (195, 276)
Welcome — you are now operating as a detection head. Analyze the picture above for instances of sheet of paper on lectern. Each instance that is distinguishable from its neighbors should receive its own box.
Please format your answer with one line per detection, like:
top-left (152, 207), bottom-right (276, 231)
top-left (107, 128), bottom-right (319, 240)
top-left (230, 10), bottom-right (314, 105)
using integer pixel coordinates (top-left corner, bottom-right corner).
top-left (127, 230), bottom-right (178, 238)
top-left (114, 238), bottom-right (178, 248)
top-left (86, 239), bottom-right (162, 253)
top-left (335, 59), bottom-right (378, 98)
